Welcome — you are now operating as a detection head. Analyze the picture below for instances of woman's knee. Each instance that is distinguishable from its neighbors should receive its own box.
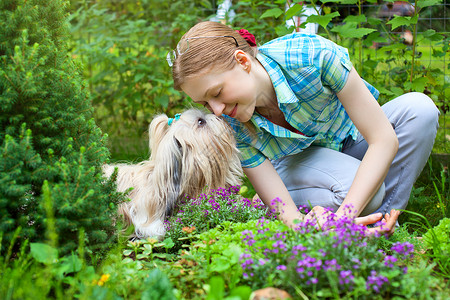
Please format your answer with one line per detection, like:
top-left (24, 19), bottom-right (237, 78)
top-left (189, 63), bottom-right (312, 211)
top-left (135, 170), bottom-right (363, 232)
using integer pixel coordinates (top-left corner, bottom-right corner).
top-left (405, 92), bottom-right (440, 126)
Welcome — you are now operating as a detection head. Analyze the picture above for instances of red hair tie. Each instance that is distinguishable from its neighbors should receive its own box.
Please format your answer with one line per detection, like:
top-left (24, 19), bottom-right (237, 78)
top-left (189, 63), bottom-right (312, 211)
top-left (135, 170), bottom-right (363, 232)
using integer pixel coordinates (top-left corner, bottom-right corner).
top-left (236, 29), bottom-right (257, 47)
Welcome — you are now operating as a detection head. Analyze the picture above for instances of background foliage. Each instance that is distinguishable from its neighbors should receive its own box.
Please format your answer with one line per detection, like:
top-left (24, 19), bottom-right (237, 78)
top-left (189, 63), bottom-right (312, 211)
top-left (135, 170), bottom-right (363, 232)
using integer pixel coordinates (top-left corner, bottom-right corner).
top-left (68, 0), bottom-right (449, 161)
top-left (0, 0), bottom-right (123, 256)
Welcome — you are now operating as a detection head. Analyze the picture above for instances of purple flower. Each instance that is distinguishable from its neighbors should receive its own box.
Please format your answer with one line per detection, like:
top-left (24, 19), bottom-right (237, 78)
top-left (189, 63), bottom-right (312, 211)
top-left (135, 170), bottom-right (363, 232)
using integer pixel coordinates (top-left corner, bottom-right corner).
top-left (351, 258), bottom-right (360, 269)
top-left (391, 242), bottom-right (414, 259)
top-left (258, 259), bottom-right (268, 266)
top-left (339, 270), bottom-right (354, 285)
top-left (242, 230), bottom-right (256, 246)
top-left (276, 265), bottom-right (287, 270)
top-left (239, 253), bottom-right (254, 269)
top-left (272, 240), bottom-right (288, 253)
top-left (241, 258), bottom-right (254, 269)
top-left (384, 255), bottom-right (398, 268)
top-left (324, 259), bottom-right (341, 271)
top-left (292, 244), bottom-right (307, 255)
top-left (270, 197), bottom-right (285, 206)
top-left (208, 198), bottom-right (221, 211)
top-left (366, 270), bottom-right (389, 293)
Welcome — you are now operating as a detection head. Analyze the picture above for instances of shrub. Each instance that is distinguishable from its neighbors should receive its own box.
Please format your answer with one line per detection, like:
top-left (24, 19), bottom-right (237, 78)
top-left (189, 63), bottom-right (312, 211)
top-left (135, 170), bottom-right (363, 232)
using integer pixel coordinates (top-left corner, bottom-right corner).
top-left (0, 0), bottom-right (123, 256)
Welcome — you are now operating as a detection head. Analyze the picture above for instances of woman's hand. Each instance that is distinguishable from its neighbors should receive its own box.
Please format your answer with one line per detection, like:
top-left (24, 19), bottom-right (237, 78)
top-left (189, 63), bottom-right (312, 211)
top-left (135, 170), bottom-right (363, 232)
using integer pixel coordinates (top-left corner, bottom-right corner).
top-left (355, 209), bottom-right (400, 235)
top-left (303, 206), bottom-right (331, 225)
top-left (304, 206), bottom-right (400, 236)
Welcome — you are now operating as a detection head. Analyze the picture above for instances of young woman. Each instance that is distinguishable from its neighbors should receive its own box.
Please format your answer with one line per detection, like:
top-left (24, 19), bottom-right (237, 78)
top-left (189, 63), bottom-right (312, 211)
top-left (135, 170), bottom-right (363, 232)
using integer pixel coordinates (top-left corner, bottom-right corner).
top-left (168, 21), bottom-right (439, 231)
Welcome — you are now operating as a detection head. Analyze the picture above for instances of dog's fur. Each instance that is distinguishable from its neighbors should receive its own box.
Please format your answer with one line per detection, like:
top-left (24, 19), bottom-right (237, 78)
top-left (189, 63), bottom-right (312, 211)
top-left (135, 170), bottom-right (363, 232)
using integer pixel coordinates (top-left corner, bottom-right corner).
top-left (103, 109), bottom-right (242, 239)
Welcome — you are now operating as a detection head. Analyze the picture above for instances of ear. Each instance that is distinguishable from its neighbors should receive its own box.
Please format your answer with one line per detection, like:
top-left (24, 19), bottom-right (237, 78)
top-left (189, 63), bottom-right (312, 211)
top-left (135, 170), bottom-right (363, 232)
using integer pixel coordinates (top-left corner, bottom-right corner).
top-left (149, 114), bottom-right (169, 158)
top-left (234, 50), bottom-right (251, 73)
top-left (152, 136), bottom-right (183, 219)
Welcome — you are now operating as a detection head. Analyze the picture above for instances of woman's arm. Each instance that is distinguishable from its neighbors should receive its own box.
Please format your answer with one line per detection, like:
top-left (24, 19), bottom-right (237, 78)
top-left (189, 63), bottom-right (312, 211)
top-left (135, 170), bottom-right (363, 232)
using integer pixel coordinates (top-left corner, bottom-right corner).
top-left (244, 159), bottom-right (304, 227)
top-left (336, 67), bottom-right (399, 217)
top-left (245, 158), bottom-right (398, 233)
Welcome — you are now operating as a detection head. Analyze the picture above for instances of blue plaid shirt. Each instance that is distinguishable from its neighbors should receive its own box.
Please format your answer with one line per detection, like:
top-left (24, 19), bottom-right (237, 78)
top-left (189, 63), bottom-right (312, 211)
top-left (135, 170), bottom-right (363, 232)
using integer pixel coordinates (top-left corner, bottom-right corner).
top-left (223, 33), bottom-right (379, 168)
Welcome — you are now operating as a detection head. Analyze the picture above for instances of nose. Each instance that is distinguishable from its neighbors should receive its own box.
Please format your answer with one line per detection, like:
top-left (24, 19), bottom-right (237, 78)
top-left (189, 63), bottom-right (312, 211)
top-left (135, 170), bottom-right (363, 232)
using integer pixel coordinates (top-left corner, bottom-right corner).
top-left (208, 99), bottom-right (225, 116)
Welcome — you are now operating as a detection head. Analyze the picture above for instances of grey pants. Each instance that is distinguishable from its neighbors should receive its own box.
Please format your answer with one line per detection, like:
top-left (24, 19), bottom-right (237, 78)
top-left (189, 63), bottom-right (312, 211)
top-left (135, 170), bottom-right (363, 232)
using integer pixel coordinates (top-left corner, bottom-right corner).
top-left (272, 92), bottom-right (440, 216)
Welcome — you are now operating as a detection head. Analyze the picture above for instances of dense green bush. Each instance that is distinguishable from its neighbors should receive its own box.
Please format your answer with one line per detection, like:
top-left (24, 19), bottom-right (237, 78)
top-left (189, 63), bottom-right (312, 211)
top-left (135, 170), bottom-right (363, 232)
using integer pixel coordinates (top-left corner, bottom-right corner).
top-left (68, 0), bottom-right (215, 159)
top-left (0, 0), bottom-right (123, 255)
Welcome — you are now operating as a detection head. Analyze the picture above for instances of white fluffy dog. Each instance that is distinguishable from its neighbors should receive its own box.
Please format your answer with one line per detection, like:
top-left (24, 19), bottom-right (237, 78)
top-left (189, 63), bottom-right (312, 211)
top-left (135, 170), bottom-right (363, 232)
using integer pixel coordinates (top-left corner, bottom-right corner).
top-left (103, 109), bottom-right (242, 239)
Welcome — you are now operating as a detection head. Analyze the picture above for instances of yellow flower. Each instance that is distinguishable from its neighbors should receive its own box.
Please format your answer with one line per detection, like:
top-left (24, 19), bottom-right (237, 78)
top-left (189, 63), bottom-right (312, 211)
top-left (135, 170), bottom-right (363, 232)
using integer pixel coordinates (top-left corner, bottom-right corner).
top-left (97, 274), bottom-right (110, 286)
top-left (100, 274), bottom-right (110, 282)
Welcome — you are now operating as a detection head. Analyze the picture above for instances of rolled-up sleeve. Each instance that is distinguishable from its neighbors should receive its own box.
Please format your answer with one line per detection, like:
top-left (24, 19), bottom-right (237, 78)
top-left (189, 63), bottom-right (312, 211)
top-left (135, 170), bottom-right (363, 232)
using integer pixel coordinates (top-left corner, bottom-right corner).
top-left (320, 45), bottom-right (353, 93)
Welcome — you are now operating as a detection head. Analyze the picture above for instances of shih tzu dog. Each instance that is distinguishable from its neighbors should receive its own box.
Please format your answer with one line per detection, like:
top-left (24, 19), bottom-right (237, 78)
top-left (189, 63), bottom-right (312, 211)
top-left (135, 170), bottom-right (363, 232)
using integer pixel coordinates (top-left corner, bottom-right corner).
top-left (103, 109), bottom-right (243, 239)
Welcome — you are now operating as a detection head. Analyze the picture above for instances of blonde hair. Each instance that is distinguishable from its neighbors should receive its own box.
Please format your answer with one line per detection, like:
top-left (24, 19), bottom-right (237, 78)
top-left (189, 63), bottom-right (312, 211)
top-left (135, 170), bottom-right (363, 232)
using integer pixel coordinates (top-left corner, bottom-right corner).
top-left (172, 21), bottom-right (256, 90)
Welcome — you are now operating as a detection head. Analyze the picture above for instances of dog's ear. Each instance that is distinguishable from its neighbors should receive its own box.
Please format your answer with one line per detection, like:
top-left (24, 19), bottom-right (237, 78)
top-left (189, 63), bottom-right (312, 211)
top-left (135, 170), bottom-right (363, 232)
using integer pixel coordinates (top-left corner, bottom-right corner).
top-left (149, 114), bottom-right (169, 158)
top-left (164, 138), bottom-right (183, 217)
top-left (151, 136), bottom-right (183, 219)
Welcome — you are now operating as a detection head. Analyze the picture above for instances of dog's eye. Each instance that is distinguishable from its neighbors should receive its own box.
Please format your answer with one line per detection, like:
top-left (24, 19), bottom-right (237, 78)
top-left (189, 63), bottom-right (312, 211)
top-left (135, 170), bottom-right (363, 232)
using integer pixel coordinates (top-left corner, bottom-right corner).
top-left (198, 118), bottom-right (206, 126)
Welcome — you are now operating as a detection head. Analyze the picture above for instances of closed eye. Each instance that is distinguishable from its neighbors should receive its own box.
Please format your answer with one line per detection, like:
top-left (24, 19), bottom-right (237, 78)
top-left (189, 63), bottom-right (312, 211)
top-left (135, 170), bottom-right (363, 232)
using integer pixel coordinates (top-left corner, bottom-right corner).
top-left (203, 103), bottom-right (213, 113)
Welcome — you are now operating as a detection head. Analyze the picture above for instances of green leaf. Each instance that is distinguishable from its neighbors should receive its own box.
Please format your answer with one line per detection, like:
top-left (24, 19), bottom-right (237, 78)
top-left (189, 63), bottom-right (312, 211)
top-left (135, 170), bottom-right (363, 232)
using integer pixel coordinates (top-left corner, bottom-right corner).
top-left (163, 237), bottom-right (175, 249)
top-left (275, 24), bottom-right (293, 37)
top-left (367, 17), bottom-right (382, 26)
top-left (30, 242), bottom-right (58, 264)
top-left (416, 0), bottom-right (442, 9)
top-left (136, 253), bottom-right (148, 260)
top-left (411, 76), bottom-right (429, 92)
top-left (306, 12), bottom-right (340, 29)
top-left (419, 30), bottom-right (444, 42)
top-left (123, 249), bottom-right (133, 256)
top-left (222, 244), bottom-right (243, 265)
top-left (376, 86), bottom-right (395, 96)
top-left (387, 15), bottom-right (418, 30)
top-left (379, 43), bottom-right (407, 52)
top-left (363, 32), bottom-right (388, 47)
top-left (390, 86), bottom-right (405, 97)
top-left (331, 24), bottom-right (376, 38)
top-left (207, 276), bottom-right (225, 300)
top-left (285, 4), bottom-right (303, 20)
top-left (229, 286), bottom-right (253, 300)
top-left (210, 256), bottom-right (231, 273)
top-left (54, 255), bottom-right (82, 278)
top-left (343, 15), bottom-right (366, 23)
top-left (134, 73), bottom-right (145, 83)
top-left (260, 8), bottom-right (283, 19)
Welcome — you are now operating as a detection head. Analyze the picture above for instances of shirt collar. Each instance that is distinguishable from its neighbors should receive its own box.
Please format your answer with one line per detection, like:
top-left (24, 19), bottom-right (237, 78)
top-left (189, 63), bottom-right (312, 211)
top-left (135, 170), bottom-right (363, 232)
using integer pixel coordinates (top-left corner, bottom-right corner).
top-left (256, 52), bottom-right (299, 104)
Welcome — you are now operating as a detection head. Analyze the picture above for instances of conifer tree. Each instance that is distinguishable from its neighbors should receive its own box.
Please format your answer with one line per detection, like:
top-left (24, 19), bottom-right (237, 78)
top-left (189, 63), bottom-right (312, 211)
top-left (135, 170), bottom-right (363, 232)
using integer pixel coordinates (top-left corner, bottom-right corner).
top-left (0, 0), bottom-right (123, 255)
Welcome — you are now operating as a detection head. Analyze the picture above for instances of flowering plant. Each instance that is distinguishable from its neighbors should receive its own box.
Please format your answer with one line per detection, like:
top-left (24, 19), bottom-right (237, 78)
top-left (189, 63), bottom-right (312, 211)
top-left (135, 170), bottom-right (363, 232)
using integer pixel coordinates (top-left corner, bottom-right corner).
top-left (193, 207), bottom-right (438, 299)
top-left (237, 210), bottom-right (418, 298)
top-left (164, 186), bottom-right (275, 251)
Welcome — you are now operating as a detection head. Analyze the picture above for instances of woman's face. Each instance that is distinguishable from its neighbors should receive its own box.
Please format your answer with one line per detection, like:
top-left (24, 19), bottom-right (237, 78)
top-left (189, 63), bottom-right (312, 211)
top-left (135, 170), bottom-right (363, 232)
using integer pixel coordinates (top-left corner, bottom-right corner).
top-left (180, 62), bottom-right (258, 123)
